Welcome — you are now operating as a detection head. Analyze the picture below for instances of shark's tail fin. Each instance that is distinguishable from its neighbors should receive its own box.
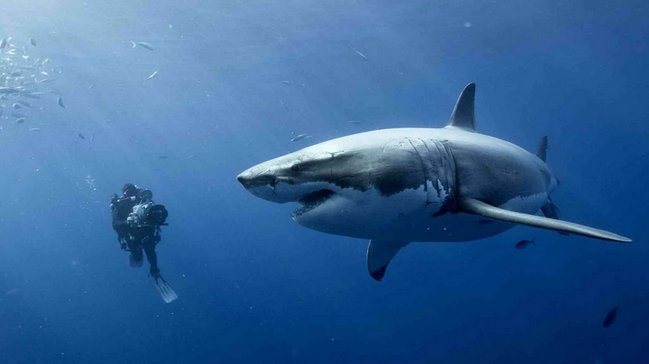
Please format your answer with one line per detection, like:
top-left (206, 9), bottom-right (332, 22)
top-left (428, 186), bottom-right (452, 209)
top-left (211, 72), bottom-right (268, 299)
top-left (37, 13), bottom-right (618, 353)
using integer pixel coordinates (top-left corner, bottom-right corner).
top-left (130, 40), bottom-right (137, 48)
top-left (537, 135), bottom-right (548, 162)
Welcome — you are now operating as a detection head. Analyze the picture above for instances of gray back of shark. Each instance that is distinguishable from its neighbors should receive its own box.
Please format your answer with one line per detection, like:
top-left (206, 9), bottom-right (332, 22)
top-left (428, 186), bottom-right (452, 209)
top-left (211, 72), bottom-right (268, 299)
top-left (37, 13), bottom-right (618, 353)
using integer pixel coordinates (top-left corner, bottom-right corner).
top-left (237, 83), bottom-right (631, 281)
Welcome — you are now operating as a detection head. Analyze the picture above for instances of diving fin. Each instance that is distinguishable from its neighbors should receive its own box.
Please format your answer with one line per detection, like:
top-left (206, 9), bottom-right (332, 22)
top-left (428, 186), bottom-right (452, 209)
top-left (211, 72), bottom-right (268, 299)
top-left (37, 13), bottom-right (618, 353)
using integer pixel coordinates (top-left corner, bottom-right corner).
top-left (459, 198), bottom-right (631, 243)
top-left (153, 275), bottom-right (178, 303)
top-left (367, 239), bottom-right (409, 281)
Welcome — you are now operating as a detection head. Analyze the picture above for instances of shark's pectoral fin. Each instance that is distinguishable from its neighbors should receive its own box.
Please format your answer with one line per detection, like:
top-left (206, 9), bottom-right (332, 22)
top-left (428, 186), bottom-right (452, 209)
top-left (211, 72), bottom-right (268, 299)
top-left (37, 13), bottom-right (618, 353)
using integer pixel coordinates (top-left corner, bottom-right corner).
top-left (459, 198), bottom-right (631, 243)
top-left (367, 239), bottom-right (409, 281)
top-left (540, 200), bottom-right (569, 235)
top-left (537, 135), bottom-right (548, 162)
top-left (541, 198), bottom-right (560, 219)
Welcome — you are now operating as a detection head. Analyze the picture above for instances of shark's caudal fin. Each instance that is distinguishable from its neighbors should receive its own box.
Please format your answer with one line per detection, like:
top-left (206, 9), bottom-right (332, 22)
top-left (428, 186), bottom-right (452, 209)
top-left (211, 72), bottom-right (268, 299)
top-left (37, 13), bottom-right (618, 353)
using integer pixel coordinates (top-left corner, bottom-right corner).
top-left (459, 198), bottom-right (631, 242)
top-left (447, 83), bottom-right (476, 131)
top-left (537, 135), bottom-right (548, 162)
top-left (367, 239), bottom-right (409, 281)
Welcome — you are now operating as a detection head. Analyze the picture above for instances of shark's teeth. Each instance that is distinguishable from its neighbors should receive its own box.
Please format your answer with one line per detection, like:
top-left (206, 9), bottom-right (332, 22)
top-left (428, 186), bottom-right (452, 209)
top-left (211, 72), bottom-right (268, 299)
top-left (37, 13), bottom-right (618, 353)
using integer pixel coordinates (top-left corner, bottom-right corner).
top-left (293, 189), bottom-right (335, 217)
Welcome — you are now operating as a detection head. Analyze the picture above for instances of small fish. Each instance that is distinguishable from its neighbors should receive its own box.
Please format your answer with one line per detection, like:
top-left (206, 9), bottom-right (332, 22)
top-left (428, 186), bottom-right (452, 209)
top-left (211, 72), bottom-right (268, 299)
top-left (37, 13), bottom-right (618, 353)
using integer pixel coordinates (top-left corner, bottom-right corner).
top-left (5, 288), bottom-right (19, 296)
top-left (16, 100), bottom-right (33, 108)
top-left (290, 133), bottom-right (312, 142)
top-left (347, 120), bottom-right (363, 124)
top-left (280, 100), bottom-right (289, 110)
top-left (130, 41), bottom-right (154, 51)
top-left (57, 96), bottom-right (65, 108)
top-left (351, 47), bottom-right (368, 60)
top-left (0, 37), bottom-right (7, 49)
top-left (38, 78), bottom-right (54, 84)
top-left (78, 133), bottom-right (86, 140)
top-left (603, 305), bottom-right (619, 328)
top-left (281, 80), bottom-right (291, 85)
top-left (157, 155), bottom-right (169, 159)
top-left (29, 38), bottom-right (36, 47)
top-left (12, 103), bottom-right (21, 109)
top-left (514, 238), bottom-right (535, 250)
top-left (146, 70), bottom-right (158, 80)
top-left (15, 117), bottom-right (25, 123)
top-left (21, 92), bottom-right (42, 99)
top-left (28, 127), bottom-right (41, 132)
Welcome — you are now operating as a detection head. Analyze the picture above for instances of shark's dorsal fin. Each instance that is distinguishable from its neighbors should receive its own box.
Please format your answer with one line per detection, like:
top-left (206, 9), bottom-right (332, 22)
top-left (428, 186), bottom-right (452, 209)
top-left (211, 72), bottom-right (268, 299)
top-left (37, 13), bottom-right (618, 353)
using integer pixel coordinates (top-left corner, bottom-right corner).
top-left (447, 83), bottom-right (476, 131)
top-left (367, 239), bottom-right (409, 281)
top-left (459, 198), bottom-right (631, 242)
top-left (537, 135), bottom-right (548, 162)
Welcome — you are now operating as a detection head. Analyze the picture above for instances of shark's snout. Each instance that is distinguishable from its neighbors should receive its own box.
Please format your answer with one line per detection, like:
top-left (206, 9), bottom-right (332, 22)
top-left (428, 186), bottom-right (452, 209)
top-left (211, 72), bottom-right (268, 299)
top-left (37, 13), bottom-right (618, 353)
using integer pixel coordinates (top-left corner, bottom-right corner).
top-left (237, 162), bottom-right (301, 203)
top-left (237, 155), bottom-right (339, 206)
top-left (237, 166), bottom-right (282, 203)
top-left (236, 168), bottom-right (274, 190)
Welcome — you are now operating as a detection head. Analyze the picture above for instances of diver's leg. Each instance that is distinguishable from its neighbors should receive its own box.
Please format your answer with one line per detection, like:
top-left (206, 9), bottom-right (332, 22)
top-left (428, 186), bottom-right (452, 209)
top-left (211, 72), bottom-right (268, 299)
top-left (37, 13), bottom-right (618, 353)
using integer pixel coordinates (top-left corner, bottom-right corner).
top-left (128, 239), bottom-right (144, 267)
top-left (143, 236), bottom-right (159, 277)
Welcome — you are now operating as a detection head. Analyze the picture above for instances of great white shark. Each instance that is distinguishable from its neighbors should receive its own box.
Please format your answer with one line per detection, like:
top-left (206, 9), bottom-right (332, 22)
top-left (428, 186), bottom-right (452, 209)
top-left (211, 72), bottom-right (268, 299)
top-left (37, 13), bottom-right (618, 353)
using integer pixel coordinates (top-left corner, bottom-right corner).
top-left (237, 83), bottom-right (631, 281)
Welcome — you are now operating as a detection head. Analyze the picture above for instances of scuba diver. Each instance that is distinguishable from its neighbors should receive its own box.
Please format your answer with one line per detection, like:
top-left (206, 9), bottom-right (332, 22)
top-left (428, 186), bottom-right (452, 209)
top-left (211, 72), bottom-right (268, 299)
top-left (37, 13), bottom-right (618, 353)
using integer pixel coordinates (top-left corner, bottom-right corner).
top-left (111, 183), bottom-right (177, 303)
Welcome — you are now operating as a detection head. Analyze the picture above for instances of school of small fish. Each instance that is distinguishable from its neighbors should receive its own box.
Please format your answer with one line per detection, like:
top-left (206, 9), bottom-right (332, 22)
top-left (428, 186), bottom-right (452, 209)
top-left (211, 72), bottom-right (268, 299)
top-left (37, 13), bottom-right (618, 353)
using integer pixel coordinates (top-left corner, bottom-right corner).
top-left (0, 36), bottom-right (64, 127)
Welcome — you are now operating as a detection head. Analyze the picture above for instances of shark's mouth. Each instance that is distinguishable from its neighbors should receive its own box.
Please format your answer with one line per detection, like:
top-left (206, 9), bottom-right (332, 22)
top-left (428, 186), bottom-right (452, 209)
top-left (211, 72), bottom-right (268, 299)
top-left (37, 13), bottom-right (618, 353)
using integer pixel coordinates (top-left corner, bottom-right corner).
top-left (293, 189), bottom-right (335, 217)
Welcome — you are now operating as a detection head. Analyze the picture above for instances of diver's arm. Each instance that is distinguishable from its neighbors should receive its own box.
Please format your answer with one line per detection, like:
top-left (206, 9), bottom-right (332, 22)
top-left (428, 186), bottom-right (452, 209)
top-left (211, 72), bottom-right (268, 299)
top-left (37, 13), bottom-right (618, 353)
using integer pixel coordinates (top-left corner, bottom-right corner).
top-left (111, 199), bottom-right (132, 246)
top-left (112, 207), bottom-right (129, 231)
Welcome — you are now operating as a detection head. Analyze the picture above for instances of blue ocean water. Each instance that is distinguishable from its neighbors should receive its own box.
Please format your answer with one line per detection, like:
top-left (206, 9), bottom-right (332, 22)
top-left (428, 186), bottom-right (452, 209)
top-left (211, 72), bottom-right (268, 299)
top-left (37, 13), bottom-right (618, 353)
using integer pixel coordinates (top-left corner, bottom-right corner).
top-left (0, 0), bottom-right (648, 363)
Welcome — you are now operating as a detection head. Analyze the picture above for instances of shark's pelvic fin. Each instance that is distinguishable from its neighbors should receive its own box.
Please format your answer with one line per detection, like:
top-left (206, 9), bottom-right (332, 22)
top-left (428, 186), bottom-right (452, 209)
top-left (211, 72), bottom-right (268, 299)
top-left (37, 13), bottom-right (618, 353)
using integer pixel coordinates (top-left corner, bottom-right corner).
top-left (537, 135), bottom-right (548, 162)
top-left (367, 239), bottom-right (409, 281)
top-left (447, 83), bottom-right (476, 131)
top-left (459, 198), bottom-right (631, 243)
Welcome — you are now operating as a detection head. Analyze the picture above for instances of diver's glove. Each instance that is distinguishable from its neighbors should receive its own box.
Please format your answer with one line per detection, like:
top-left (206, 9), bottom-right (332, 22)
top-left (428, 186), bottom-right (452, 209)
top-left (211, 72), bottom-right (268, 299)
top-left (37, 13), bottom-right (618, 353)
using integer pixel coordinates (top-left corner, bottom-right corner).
top-left (118, 237), bottom-right (128, 250)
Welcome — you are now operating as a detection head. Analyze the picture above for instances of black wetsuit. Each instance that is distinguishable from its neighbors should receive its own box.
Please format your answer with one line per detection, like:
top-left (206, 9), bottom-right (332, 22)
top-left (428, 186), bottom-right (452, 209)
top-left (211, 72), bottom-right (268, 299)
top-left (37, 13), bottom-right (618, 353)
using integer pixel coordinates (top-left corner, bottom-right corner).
top-left (111, 195), bottom-right (160, 276)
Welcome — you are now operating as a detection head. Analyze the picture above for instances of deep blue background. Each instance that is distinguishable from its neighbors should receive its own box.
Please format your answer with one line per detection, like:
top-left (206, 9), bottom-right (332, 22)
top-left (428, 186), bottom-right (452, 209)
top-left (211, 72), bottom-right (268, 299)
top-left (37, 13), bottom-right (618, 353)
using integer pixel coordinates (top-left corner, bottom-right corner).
top-left (1, 1), bottom-right (648, 363)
